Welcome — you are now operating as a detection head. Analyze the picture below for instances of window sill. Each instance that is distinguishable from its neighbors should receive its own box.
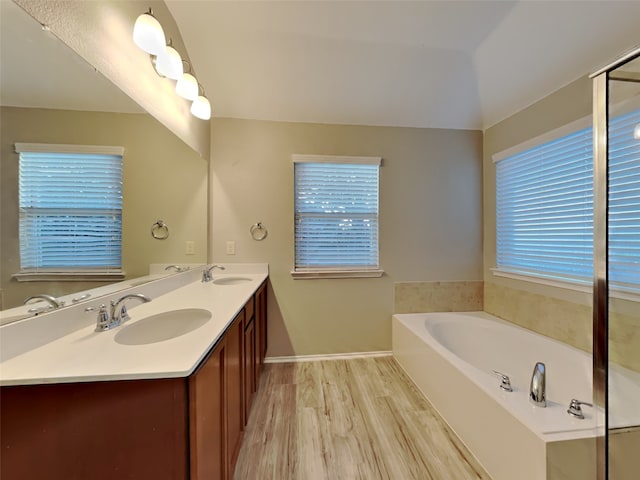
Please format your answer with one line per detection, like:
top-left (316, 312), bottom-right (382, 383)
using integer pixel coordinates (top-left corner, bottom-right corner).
top-left (13, 271), bottom-right (125, 282)
top-left (491, 267), bottom-right (640, 302)
top-left (291, 269), bottom-right (384, 280)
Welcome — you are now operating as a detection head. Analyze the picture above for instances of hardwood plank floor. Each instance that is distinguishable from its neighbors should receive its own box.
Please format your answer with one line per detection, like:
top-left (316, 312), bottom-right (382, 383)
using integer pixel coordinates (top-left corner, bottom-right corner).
top-left (234, 357), bottom-right (491, 480)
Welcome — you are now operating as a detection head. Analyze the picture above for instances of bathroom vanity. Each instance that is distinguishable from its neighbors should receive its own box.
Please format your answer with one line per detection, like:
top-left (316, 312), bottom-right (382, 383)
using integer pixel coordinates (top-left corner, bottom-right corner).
top-left (0, 265), bottom-right (268, 480)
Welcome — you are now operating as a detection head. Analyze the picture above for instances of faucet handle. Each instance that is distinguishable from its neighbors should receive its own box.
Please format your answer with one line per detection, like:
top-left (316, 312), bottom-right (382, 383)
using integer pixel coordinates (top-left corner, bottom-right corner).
top-left (87, 305), bottom-right (110, 331)
top-left (567, 398), bottom-right (593, 419)
top-left (492, 370), bottom-right (513, 392)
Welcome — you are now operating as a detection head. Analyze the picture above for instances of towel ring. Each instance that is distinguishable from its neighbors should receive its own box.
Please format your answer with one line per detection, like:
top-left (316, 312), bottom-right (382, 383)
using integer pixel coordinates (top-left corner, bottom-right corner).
top-left (151, 220), bottom-right (169, 240)
top-left (250, 222), bottom-right (268, 241)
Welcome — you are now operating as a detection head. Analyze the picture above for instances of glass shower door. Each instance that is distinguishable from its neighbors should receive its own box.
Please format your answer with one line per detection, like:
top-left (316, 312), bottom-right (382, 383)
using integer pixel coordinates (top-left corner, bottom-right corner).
top-left (606, 52), bottom-right (640, 480)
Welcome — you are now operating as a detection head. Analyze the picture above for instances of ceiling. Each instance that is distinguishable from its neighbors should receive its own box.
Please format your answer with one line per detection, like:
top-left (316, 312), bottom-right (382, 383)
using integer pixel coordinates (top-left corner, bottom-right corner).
top-left (165, 0), bottom-right (640, 131)
top-left (0, 1), bottom-right (142, 113)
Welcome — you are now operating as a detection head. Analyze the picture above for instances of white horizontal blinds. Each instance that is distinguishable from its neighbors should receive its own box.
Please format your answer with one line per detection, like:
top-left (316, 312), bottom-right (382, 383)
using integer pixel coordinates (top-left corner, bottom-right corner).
top-left (609, 109), bottom-right (640, 287)
top-left (294, 161), bottom-right (379, 269)
top-left (19, 150), bottom-right (123, 271)
top-left (496, 127), bottom-right (594, 279)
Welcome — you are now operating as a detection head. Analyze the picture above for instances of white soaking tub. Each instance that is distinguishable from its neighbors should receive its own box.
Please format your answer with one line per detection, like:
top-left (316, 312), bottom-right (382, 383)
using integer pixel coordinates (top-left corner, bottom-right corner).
top-left (392, 311), bottom-right (640, 480)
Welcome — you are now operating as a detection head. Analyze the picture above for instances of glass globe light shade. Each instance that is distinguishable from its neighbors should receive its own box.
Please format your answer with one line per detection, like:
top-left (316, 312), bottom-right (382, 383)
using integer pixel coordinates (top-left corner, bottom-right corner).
top-left (191, 95), bottom-right (211, 120)
top-left (133, 12), bottom-right (166, 56)
top-left (155, 45), bottom-right (183, 80)
top-left (176, 73), bottom-right (199, 101)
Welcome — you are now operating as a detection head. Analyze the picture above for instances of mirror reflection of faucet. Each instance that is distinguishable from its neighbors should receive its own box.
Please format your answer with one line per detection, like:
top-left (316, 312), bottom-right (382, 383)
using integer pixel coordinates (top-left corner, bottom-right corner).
top-left (165, 265), bottom-right (189, 272)
top-left (24, 294), bottom-right (65, 314)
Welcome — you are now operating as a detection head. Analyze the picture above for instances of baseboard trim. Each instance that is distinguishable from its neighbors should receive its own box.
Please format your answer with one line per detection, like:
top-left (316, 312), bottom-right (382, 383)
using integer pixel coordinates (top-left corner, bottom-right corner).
top-left (264, 351), bottom-right (393, 364)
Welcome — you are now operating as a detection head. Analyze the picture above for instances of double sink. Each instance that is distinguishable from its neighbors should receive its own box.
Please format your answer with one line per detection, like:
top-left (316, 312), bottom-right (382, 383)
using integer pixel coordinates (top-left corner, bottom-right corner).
top-left (114, 276), bottom-right (252, 345)
top-left (0, 266), bottom-right (268, 386)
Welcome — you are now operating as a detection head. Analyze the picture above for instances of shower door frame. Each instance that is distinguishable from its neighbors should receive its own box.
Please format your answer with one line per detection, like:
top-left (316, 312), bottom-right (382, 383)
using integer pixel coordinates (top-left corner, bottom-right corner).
top-left (590, 45), bottom-right (640, 480)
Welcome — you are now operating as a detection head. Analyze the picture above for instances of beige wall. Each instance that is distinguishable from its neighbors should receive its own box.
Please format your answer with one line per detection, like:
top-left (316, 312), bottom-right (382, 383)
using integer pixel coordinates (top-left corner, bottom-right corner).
top-left (14, 0), bottom-right (210, 158)
top-left (210, 118), bottom-right (483, 356)
top-left (483, 76), bottom-right (640, 372)
top-left (0, 106), bottom-right (208, 309)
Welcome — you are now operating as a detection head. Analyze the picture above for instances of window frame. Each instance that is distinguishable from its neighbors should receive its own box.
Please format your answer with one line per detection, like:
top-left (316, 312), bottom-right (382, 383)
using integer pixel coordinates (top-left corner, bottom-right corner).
top-left (291, 154), bottom-right (383, 280)
top-left (13, 142), bottom-right (125, 282)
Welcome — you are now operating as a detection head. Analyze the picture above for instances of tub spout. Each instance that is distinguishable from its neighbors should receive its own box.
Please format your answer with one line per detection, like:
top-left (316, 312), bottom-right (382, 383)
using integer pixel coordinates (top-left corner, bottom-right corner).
top-left (529, 362), bottom-right (546, 407)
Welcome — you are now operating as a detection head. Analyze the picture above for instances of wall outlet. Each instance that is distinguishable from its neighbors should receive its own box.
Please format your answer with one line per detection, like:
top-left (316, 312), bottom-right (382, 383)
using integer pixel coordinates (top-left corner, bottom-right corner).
top-left (226, 241), bottom-right (236, 255)
top-left (185, 241), bottom-right (195, 255)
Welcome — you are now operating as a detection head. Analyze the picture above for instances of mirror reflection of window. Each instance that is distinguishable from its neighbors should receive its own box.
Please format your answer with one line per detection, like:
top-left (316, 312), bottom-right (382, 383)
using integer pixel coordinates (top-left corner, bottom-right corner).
top-left (16, 143), bottom-right (124, 280)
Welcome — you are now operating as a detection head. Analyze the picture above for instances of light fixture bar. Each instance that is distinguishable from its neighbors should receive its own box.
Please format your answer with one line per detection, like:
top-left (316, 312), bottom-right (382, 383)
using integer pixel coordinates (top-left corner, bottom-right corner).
top-left (133, 9), bottom-right (210, 120)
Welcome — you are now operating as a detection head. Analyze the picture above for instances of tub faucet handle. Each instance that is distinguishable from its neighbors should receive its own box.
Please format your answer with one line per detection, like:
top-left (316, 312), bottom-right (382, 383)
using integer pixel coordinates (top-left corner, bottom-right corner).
top-left (567, 398), bottom-right (593, 419)
top-left (492, 370), bottom-right (513, 392)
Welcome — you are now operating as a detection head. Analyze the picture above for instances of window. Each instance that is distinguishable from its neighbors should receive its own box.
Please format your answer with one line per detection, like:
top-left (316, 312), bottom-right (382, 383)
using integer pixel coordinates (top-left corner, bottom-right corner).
top-left (495, 109), bottom-right (640, 292)
top-left (15, 143), bottom-right (124, 280)
top-left (292, 154), bottom-right (382, 279)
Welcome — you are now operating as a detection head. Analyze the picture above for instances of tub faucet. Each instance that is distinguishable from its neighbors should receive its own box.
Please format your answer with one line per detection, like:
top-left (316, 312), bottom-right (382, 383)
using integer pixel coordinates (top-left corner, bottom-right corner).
top-left (529, 362), bottom-right (546, 407)
top-left (202, 264), bottom-right (225, 282)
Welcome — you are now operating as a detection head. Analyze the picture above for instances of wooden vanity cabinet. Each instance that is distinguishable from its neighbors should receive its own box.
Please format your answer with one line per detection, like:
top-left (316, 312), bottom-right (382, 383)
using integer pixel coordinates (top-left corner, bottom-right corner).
top-left (255, 281), bottom-right (268, 378)
top-left (242, 296), bottom-right (256, 425)
top-left (189, 310), bottom-right (244, 480)
top-left (0, 282), bottom-right (268, 480)
top-left (0, 378), bottom-right (189, 480)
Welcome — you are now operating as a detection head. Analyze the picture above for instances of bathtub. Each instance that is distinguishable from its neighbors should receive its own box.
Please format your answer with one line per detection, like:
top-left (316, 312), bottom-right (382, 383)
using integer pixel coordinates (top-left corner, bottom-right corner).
top-left (392, 311), bottom-right (640, 480)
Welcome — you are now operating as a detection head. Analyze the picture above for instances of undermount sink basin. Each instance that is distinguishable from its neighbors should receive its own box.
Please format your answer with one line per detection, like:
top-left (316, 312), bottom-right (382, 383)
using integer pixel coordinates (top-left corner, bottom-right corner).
top-left (114, 308), bottom-right (211, 345)
top-left (211, 276), bottom-right (252, 285)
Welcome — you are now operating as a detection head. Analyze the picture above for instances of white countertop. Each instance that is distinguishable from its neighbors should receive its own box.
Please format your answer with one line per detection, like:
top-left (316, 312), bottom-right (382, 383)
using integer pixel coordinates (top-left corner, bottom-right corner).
top-left (0, 264), bottom-right (268, 386)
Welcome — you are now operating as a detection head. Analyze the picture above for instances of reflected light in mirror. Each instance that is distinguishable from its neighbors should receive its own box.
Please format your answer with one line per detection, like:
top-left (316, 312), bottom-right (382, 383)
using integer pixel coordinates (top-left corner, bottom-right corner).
top-left (634, 123), bottom-right (640, 139)
top-left (133, 9), bottom-right (165, 56)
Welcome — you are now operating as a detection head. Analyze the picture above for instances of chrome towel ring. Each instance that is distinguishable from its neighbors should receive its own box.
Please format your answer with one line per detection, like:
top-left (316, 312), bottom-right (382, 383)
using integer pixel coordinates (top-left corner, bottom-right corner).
top-left (250, 222), bottom-right (268, 241)
top-left (151, 220), bottom-right (169, 240)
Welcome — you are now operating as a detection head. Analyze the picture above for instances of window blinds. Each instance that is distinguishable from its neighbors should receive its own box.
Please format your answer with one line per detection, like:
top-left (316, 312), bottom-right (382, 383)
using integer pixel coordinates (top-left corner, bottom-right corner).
top-left (294, 159), bottom-right (380, 269)
top-left (609, 110), bottom-right (640, 287)
top-left (496, 109), bottom-right (640, 288)
top-left (18, 148), bottom-right (123, 272)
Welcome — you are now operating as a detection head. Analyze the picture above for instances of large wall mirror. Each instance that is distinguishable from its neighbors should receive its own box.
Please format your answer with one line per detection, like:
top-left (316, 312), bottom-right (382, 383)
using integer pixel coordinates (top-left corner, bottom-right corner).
top-left (0, 1), bottom-right (208, 316)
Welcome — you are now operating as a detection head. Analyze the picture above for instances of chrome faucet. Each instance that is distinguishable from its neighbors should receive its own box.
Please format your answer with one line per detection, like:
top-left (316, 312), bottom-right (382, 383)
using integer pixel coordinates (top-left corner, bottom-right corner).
top-left (492, 370), bottom-right (513, 392)
top-left (24, 294), bottom-right (65, 312)
top-left (93, 293), bottom-right (151, 331)
top-left (567, 398), bottom-right (593, 419)
top-left (202, 264), bottom-right (225, 282)
top-left (529, 362), bottom-right (546, 407)
top-left (165, 265), bottom-right (188, 272)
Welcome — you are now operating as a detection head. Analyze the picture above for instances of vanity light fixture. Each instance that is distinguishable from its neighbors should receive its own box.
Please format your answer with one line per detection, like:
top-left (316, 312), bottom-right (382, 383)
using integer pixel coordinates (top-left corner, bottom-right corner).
top-left (176, 61), bottom-right (199, 101)
top-left (191, 84), bottom-right (211, 120)
top-left (133, 8), bottom-right (211, 121)
top-left (154, 39), bottom-right (183, 80)
top-left (634, 123), bottom-right (640, 139)
top-left (133, 9), bottom-right (166, 56)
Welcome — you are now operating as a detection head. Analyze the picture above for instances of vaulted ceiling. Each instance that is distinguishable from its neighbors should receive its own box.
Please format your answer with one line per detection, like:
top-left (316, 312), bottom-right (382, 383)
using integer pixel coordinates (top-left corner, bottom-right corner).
top-left (166, 0), bottom-right (640, 131)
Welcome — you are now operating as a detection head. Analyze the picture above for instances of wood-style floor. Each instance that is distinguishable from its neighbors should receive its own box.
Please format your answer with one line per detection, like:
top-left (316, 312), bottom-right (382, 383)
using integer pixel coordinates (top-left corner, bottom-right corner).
top-left (234, 356), bottom-right (491, 480)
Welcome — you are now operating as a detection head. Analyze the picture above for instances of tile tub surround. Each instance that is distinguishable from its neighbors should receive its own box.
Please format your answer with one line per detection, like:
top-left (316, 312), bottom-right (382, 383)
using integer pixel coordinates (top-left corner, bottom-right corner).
top-left (394, 281), bottom-right (483, 314)
top-left (485, 282), bottom-right (640, 373)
